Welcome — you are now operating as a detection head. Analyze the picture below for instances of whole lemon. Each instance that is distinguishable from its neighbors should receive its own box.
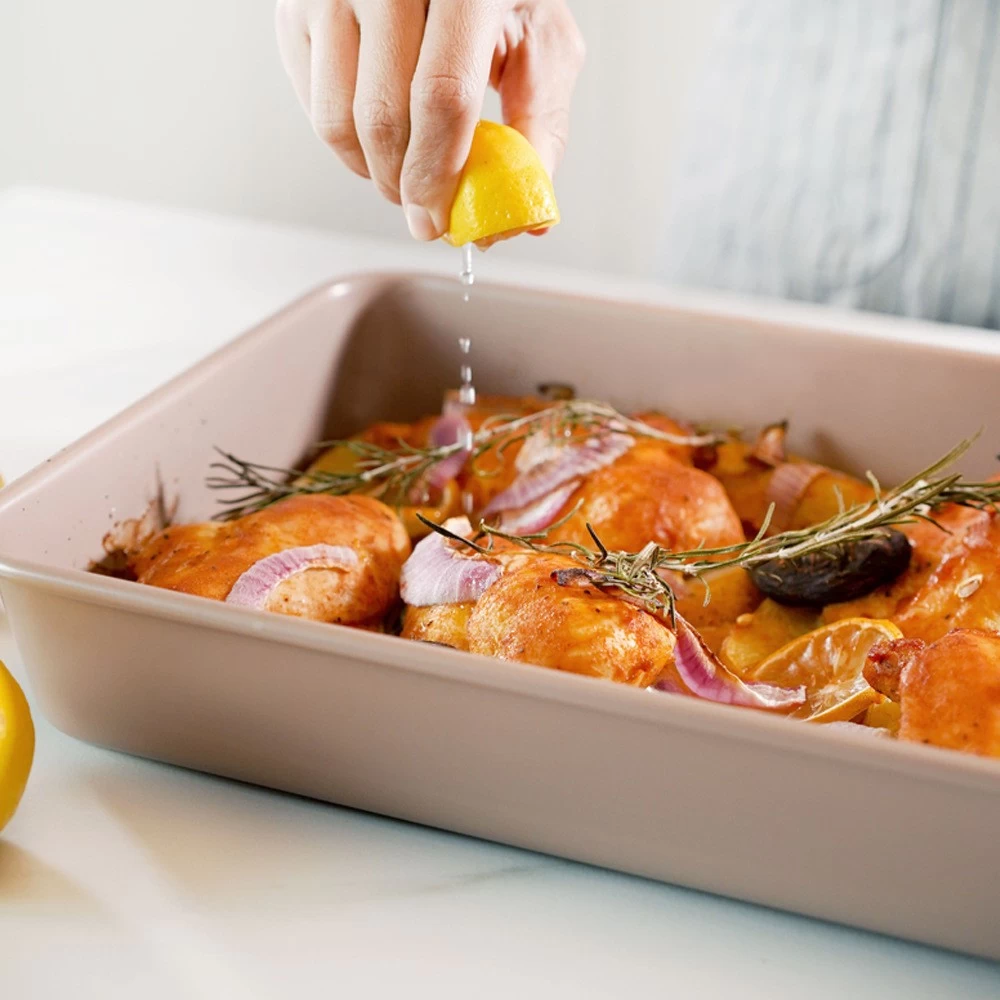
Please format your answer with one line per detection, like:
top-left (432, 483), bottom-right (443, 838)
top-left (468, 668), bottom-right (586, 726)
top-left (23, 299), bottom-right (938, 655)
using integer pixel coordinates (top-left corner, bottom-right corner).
top-left (0, 658), bottom-right (34, 832)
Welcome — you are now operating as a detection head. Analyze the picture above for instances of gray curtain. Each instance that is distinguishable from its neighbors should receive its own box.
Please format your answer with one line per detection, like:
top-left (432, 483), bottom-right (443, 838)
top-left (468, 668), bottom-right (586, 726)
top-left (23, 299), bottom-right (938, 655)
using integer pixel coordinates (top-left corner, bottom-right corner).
top-left (659, 0), bottom-right (1000, 330)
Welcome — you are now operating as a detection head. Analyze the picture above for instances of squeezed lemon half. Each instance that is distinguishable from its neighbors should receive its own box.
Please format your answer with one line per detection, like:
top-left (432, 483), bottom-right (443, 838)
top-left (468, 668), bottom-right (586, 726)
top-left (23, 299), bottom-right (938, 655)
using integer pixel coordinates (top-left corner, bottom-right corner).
top-left (444, 121), bottom-right (560, 249)
top-left (0, 658), bottom-right (34, 832)
top-left (745, 618), bottom-right (902, 724)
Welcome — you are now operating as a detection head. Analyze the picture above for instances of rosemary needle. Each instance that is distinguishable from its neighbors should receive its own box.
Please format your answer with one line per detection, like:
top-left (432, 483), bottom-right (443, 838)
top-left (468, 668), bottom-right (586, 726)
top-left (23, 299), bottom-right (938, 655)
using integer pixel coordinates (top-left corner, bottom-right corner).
top-left (207, 400), bottom-right (717, 521)
top-left (422, 434), bottom-right (1000, 616)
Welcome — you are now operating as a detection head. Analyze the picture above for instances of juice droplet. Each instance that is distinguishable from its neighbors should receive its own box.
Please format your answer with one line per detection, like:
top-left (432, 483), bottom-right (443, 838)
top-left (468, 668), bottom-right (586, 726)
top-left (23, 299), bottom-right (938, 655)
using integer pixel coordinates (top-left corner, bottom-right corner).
top-left (457, 252), bottom-right (476, 406)
top-left (460, 244), bottom-right (475, 303)
top-left (456, 247), bottom-right (477, 511)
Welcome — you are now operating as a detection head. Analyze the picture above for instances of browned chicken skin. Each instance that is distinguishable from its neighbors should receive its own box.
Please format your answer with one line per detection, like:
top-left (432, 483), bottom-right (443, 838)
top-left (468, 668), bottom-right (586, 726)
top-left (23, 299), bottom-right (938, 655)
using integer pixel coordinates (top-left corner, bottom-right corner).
top-left (403, 552), bottom-right (676, 686)
top-left (403, 601), bottom-right (474, 651)
top-left (132, 494), bottom-right (410, 626)
top-left (890, 511), bottom-right (1000, 642)
top-left (403, 405), bottom-right (754, 657)
top-left (540, 434), bottom-right (757, 647)
top-left (822, 504), bottom-right (987, 627)
top-left (547, 442), bottom-right (747, 555)
top-left (866, 630), bottom-right (1000, 756)
top-left (466, 555), bottom-right (676, 686)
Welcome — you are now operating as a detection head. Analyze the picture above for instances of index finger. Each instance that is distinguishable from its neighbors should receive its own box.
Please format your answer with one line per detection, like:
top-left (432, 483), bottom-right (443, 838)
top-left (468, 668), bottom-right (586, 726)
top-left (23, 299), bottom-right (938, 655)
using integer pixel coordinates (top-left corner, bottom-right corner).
top-left (400, 0), bottom-right (504, 240)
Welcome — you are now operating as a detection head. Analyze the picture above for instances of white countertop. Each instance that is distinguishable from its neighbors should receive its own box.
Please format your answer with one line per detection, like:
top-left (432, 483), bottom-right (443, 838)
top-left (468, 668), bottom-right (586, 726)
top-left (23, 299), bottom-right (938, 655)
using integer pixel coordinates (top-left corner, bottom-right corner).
top-left (1, 186), bottom-right (997, 998)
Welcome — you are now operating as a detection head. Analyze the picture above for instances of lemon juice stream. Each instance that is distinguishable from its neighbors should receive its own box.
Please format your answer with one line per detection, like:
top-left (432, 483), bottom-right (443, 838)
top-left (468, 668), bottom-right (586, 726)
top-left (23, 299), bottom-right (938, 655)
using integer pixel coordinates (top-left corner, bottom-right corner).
top-left (458, 246), bottom-right (476, 512)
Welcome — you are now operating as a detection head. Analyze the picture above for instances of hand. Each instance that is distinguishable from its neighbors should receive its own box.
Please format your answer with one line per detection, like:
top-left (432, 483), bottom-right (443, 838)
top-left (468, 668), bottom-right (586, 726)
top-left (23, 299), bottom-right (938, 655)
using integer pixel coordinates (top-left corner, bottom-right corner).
top-left (275, 0), bottom-right (584, 240)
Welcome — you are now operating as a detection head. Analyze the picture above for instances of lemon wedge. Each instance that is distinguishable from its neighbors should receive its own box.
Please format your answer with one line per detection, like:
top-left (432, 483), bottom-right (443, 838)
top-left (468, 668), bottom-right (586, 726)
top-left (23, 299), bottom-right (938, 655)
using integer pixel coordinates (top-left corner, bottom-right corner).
top-left (745, 618), bottom-right (901, 724)
top-left (0, 658), bottom-right (34, 832)
top-left (444, 121), bottom-right (560, 249)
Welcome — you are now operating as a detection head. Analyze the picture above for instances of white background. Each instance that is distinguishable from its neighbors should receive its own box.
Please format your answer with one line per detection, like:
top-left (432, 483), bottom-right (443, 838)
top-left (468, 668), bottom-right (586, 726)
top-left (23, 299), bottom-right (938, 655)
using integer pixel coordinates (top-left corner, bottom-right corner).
top-left (0, 0), bottom-right (719, 277)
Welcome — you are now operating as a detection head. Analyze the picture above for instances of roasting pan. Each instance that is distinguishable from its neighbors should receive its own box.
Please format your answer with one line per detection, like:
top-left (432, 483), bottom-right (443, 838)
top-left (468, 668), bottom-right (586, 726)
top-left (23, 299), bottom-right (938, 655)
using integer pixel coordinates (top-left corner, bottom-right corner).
top-left (1, 273), bottom-right (998, 959)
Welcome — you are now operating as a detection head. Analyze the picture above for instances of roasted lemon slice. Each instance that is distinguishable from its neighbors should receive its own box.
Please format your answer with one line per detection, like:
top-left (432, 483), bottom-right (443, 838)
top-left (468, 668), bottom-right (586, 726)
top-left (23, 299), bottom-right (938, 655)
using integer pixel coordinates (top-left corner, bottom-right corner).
top-left (444, 121), bottom-right (560, 249)
top-left (745, 618), bottom-right (901, 723)
top-left (0, 658), bottom-right (34, 832)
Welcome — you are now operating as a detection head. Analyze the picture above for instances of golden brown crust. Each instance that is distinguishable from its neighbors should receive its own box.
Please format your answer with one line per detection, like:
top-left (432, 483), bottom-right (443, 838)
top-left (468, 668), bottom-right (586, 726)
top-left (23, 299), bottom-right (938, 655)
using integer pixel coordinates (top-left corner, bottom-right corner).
top-left (863, 638), bottom-right (924, 702)
top-left (547, 444), bottom-right (745, 554)
top-left (465, 555), bottom-right (676, 686)
top-left (888, 511), bottom-right (1000, 642)
top-left (822, 505), bottom-right (986, 626)
top-left (132, 494), bottom-right (410, 626)
top-left (630, 411), bottom-right (699, 465)
top-left (867, 630), bottom-right (1000, 756)
top-left (401, 603), bottom-right (474, 651)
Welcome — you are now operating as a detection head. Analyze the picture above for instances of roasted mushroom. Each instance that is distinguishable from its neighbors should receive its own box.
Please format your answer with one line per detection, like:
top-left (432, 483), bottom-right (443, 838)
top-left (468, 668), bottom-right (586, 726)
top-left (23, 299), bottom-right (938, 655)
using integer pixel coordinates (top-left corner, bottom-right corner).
top-left (749, 528), bottom-right (912, 607)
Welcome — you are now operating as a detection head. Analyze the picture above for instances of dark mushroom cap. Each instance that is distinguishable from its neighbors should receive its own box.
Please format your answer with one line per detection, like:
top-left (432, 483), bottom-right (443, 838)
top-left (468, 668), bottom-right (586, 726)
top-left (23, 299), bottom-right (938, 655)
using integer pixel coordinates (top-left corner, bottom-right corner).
top-left (749, 528), bottom-right (912, 607)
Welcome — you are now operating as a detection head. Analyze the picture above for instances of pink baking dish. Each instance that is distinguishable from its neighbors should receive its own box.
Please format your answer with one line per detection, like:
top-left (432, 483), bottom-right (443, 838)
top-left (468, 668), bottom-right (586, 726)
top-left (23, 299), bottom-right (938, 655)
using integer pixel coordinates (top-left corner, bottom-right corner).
top-left (1, 273), bottom-right (999, 958)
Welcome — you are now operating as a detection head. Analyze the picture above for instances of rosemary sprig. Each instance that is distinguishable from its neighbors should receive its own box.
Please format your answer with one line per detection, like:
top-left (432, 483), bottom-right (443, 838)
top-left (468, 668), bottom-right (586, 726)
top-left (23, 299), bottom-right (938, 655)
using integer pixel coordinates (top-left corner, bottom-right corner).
top-left (207, 400), bottom-right (717, 520)
top-left (422, 435), bottom-right (999, 615)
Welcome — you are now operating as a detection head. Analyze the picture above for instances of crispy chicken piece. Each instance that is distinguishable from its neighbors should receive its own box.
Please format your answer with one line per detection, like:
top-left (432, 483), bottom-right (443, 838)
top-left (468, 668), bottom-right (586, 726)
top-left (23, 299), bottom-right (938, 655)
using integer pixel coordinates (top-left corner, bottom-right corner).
top-left (865, 630), bottom-right (1000, 756)
top-left (547, 441), bottom-right (746, 554)
top-left (403, 602), bottom-right (474, 651)
top-left (888, 511), bottom-right (1000, 643)
top-left (466, 409), bottom-right (700, 516)
top-left (463, 555), bottom-right (676, 686)
top-left (821, 505), bottom-right (986, 626)
top-left (630, 411), bottom-right (700, 465)
top-left (540, 442), bottom-right (759, 647)
top-left (403, 411), bottom-right (750, 657)
top-left (132, 495), bottom-right (410, 626)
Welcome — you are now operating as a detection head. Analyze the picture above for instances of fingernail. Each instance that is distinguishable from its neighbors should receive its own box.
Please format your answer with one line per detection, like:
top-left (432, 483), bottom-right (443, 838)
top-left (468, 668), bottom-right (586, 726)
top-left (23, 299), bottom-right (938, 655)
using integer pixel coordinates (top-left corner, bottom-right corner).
top-left (405, 204), bottom-right (439, 242)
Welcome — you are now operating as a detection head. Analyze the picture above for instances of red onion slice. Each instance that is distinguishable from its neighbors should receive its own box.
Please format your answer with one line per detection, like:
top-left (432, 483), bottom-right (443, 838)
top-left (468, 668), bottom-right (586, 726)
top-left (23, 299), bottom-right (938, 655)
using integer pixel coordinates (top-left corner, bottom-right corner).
top-left (484, 433), bottom-right (633, 516)
top-left (499, 479), bottom-right (581, 535)
top-left (654, 616), bottom-right (806, 711)
top-left (401, 516), bottom-right (502, 606)
top-left (766, 462), bottom-right (827, 532)
top-left (749, 422), bottom-right (788, 467)
top-left (515, 429), bottom-right (565, 473)
top-left (426, 411), bottom-right (473, 489)
top-left (226, 544), bottom-right (359, 609)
